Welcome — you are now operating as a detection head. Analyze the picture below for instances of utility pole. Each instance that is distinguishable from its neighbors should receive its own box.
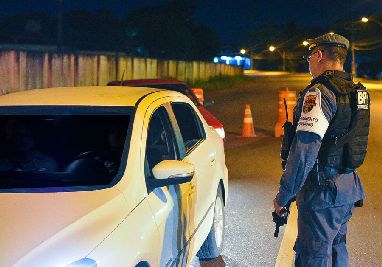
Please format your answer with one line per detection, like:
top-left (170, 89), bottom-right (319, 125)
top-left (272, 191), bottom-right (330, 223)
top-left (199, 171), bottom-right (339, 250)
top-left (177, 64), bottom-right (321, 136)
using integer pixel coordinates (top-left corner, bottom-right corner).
top-left (350, 23), bottom-right (357, 77)
top-left (57, 0), bottom-right (63, 52)
top-left (250, 50), bottom-right (254, 70)
top-left (269, 46), bottom-right (286, 72)
top-left (351, 44), bottom-right (356, 77)
top-left (282, 50), bottom-right (286, 72)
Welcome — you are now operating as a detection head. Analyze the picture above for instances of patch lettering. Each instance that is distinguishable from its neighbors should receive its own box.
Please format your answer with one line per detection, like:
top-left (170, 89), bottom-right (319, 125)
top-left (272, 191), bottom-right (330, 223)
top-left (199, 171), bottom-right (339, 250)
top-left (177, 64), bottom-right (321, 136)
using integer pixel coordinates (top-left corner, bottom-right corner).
top-left (356, 90), bottom-right (369, 110)
top-left (296, 89), bottom-right (329, 139)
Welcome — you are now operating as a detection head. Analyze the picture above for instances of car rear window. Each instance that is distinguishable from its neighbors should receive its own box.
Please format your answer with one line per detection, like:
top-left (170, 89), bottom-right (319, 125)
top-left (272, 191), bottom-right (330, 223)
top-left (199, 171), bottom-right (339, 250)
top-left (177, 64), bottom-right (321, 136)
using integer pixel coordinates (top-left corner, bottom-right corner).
top-left (0, 106), bottom-right (132, 191)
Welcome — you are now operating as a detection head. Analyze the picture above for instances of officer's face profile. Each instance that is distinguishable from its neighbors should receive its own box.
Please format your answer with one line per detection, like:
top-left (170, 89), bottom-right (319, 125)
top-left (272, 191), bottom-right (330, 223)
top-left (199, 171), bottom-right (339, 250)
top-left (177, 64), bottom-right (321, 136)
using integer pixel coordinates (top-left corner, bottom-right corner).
top-left (308, 47), bottom-right (324, 78)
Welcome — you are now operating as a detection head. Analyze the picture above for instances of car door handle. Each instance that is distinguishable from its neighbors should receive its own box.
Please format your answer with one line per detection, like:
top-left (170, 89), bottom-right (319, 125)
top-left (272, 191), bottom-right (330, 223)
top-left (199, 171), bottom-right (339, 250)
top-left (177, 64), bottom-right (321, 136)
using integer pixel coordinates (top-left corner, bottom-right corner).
top-left (208, 152), bottom-right (216, 166)
top-left (189, 183), bottom-right (196, 195)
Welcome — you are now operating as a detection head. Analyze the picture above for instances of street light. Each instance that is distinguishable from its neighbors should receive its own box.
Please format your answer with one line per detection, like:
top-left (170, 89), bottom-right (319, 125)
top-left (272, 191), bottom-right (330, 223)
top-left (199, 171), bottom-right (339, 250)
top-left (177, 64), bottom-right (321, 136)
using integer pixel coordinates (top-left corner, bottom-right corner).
top-left (357, 16), bottom-right (382, 76)
top-left (361, 16), bottom-right (382, 28)
top-left (240, 48), bottom-right (255, 70)
top-left (302, 41), bottom-right (309, 47)
top-left (269, 46), bottom-right (286, 71)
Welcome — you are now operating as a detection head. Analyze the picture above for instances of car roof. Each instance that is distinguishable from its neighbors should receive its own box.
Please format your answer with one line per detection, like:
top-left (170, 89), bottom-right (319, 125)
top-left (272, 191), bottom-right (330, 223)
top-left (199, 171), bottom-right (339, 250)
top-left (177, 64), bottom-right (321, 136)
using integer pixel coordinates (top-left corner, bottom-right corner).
top-left (108, 79), bottom-right (187, 86)
top-left (0, 86), bottom-right (164, 106)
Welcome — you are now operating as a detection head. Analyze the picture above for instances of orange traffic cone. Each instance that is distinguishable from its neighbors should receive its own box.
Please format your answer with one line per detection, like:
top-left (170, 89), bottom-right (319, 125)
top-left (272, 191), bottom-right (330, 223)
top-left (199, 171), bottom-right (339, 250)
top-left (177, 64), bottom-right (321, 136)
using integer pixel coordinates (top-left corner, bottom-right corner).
top-left (192, 88), bottom-right (204, 105)
top-left (275, 88), bottom-right (296, 137)
top-left (242, 104), bottom-right (256, 137)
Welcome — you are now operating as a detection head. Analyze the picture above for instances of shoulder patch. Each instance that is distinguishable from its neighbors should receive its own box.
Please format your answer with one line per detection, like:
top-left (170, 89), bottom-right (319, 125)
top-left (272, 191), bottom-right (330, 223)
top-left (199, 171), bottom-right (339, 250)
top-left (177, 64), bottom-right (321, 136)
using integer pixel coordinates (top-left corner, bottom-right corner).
top-left (356, 89), bottom-right (369, 110)
top-left (296, 89), bottom-right (329, 139)
top-left (302, 94), bottom-right (317, 113)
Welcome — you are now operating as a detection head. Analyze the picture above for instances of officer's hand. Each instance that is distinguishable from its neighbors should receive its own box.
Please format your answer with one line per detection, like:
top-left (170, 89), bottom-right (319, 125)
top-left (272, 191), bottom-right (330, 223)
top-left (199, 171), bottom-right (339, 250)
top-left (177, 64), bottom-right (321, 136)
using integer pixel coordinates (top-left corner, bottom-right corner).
top-left (273, 198), bottom-right (284, 217)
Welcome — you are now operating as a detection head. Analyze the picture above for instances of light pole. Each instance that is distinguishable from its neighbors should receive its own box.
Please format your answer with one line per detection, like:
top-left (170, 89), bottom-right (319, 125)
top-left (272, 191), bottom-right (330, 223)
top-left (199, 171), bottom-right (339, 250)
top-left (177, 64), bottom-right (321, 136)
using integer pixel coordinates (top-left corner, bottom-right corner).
top-left (240, 48), bottom-right (255, 70)
top-left (351, 26), bottom-right (357, 77)
top-left (269, 46), bottom-right (286, 72)
top-left (357, 16), bottom-right (382, 76)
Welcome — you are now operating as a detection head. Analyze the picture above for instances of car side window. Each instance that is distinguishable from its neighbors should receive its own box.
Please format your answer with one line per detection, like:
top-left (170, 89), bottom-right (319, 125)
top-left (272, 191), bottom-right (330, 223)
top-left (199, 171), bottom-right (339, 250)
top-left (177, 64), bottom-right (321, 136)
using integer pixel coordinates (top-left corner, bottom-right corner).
top-left (171, 102), bottom-right (206, 153)
top-left (145, 106), bottom-right (177, 179)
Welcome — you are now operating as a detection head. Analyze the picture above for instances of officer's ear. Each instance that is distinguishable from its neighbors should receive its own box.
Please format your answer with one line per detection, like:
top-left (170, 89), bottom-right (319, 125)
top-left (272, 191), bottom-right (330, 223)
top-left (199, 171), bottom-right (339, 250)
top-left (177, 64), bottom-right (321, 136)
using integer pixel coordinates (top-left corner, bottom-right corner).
top-left (317, 49), bottom-right (325, 62)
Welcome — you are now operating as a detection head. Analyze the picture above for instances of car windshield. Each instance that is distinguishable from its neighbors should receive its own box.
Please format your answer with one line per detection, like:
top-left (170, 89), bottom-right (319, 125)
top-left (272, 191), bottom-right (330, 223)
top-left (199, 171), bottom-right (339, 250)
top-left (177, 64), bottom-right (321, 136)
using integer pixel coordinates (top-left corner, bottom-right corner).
top-left (0, 106), bottom-right (132, 191)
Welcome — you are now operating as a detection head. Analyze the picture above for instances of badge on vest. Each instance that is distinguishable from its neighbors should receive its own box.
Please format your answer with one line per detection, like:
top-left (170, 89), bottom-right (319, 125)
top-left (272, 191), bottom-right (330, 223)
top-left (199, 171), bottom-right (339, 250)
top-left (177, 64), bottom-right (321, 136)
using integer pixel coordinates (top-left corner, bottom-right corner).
top-left (296, 88), bottom-right (329, 139)
top-left (356, 90), bottom-right (369, 110)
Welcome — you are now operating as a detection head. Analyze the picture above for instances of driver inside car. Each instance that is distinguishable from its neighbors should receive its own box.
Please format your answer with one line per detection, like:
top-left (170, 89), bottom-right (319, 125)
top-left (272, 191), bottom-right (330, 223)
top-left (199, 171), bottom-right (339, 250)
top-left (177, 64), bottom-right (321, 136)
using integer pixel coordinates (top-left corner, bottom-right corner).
top-left (0, 120), bottom-right (58, 172)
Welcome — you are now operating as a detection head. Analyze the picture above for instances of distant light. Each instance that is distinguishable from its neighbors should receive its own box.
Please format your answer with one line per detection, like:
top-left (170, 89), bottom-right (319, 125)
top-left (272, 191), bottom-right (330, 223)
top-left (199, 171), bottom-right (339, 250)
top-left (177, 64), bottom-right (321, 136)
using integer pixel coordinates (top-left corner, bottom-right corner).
top-left (329, 32), bottom-right (335, 35)
top-left (213, 57), bottom-right (219, 63)
top-left (234, 56), bottom-right (243, 60)
top-left (269, 46), bottom-right (276, 52)
top-left (220, 56), bottom-right (232, 64)
top-left (240, 49), bottom-right (246, 54)
top-left (302, 41), bottom-right (309, 46)
top-left (361, 17), bottom-right (369, 23)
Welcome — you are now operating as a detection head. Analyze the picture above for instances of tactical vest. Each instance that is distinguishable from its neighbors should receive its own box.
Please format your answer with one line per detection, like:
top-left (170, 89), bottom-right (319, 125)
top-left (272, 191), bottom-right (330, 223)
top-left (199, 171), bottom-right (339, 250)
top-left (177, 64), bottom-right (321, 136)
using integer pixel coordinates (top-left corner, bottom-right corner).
top-left (302, 71), bottom-right (370, 172)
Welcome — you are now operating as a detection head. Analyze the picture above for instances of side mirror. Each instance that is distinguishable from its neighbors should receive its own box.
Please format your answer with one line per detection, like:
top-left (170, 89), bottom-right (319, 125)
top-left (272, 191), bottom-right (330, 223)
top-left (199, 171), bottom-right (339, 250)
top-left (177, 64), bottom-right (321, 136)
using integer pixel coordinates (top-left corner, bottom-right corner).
top-left (203, 99), bottom-right (215, 107)
top-left (147, 160), bottom-right (195, 189)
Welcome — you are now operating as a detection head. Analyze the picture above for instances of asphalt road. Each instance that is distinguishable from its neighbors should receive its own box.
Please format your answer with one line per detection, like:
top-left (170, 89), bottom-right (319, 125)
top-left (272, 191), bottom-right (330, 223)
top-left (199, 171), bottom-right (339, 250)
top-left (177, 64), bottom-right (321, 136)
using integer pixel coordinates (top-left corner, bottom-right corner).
top-left (201, 73), bottom-right (382, 267)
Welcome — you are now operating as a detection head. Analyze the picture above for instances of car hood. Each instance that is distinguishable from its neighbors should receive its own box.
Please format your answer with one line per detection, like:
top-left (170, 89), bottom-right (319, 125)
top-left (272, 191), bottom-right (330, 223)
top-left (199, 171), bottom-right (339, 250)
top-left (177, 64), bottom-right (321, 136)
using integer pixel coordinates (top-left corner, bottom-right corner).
top-left (0, 188), bottom-right (126, 267)
top-left (197, 106), bottom-right (224, 129)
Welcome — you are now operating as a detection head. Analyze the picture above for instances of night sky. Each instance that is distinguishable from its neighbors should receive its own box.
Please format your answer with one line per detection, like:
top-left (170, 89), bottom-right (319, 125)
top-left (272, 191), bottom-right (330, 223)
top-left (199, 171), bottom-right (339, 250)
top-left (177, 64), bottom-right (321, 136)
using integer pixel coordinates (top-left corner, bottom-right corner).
top-left (0, 0), bottom-right (381, 44)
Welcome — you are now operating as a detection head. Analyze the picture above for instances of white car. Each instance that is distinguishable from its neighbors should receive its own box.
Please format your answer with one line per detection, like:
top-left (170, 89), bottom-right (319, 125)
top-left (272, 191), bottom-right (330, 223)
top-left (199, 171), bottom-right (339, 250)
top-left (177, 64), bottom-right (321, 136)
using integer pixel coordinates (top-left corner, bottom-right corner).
top-left (0, 86), bottom-right (228, 267)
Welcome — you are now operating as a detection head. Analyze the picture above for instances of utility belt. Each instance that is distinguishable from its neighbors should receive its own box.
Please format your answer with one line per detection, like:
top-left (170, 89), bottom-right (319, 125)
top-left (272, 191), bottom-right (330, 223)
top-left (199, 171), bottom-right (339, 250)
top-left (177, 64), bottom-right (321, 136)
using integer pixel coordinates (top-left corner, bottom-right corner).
top-left (303, 165), bottom-right (364, 207)
top-left (303, 163), bottom-right (335, 187)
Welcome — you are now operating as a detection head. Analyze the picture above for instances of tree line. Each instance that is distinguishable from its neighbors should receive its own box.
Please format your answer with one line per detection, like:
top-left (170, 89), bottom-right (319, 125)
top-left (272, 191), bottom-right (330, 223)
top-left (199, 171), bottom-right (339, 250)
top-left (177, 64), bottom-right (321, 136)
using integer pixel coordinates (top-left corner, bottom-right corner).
top-left (0, 1), bottom-right (220, 61)
top-left (242, 15), bottom-right (382, 78)
top-left (0, 0), bottom-right (380, 77)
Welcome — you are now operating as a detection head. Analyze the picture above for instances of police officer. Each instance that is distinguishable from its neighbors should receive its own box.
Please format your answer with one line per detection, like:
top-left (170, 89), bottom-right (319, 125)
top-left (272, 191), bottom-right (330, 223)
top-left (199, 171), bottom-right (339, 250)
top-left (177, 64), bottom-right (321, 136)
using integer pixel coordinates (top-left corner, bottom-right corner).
top-left (273, 33), bottom-right (370, 266)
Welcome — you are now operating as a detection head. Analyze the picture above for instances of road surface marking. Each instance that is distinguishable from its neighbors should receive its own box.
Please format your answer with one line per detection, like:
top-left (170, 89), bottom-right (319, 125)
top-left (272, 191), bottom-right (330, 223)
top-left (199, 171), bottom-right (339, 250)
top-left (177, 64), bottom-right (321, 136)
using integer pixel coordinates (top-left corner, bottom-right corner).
top-left (275, 202), bottom-right (298, 267)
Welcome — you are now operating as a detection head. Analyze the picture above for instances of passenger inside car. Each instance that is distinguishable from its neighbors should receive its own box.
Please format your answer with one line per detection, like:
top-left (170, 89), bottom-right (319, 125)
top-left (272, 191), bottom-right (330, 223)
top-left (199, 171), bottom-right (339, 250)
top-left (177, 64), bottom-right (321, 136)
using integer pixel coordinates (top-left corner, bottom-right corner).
top-left (0, 113), bottom-right (131, 188)
top-left (0, 120), bottom-right (58, 172)
top-left (75, 123), bottom-right (127, 177)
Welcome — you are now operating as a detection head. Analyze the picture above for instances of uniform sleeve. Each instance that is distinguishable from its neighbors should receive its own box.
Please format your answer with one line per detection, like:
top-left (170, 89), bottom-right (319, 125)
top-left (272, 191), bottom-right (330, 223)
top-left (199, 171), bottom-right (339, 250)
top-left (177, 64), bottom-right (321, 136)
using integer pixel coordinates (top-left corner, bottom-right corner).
top-left (276, 86), bottom-right (336, 207)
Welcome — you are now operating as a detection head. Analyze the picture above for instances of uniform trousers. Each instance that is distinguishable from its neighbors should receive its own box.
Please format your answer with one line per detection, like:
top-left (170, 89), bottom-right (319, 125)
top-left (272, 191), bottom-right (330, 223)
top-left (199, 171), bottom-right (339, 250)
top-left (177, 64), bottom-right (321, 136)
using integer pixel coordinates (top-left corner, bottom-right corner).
top-left (294, 185), bottom-right (354, 267)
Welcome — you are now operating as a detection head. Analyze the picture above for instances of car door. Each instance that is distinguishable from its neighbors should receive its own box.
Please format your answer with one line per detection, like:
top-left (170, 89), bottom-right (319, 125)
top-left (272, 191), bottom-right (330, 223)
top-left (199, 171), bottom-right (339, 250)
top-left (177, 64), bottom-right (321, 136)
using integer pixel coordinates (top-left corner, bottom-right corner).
top-left (143, 104), bottom-right (192, 267)
top-left (170, 102), bottom-right (218, 256)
